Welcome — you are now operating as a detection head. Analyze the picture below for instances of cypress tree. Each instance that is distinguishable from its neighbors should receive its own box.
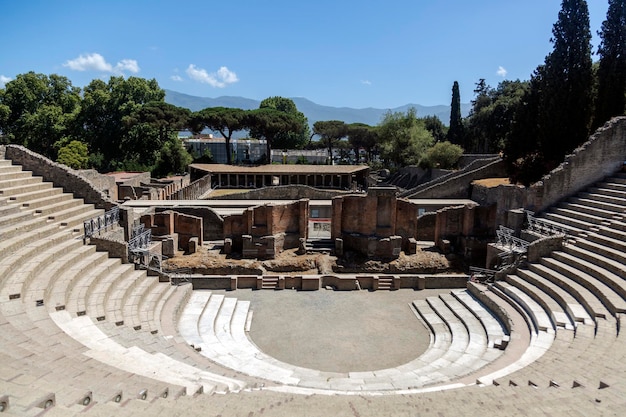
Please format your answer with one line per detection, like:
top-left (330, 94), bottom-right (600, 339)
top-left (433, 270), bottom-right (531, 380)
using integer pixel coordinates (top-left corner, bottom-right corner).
top-left (538, 0), bottom-right (593, 164)
top-left (447, 81), bottom-right (464, 148)
top-left (594, 0), bottom-right (626, 129)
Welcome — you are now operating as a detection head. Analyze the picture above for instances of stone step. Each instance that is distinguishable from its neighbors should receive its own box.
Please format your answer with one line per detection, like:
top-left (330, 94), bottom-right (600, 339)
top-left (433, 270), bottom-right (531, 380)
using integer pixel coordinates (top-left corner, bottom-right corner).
top-left (588, 185), bottom-right (626, 200)
top-left (0, 238), bottom-right (86, 301)
top-left (450, 289), bottom-right (509, 349)
top-left (425, 296), bottom-right (470, 356)
top-left (0, 175), bottom-right (43, 190)
top-left (4, 186), bottom-right (64, 204)
top-left (596, 181), bottom-right (626, 193)
top-left (559, 201), bottom-right (624, 220)
top-left (578, 190), bottom-right (626, 207)
top-left (561, 245), bottom-right (626, 299)
top-left (18, 191), bottom-right (75, 210)
top-left (528, 263), bottom-right (593, 324)
top-left (494, 281), bottom-right (555, 333)
top-left (138, 282), bottom-right (175, 333)
top-left (22, 244), bottom-right (96, 305)
top-left (537, 258), bottom-right (610, 322)
top-left (550, 207), bottom-right (611, 226)
top-left (536, 213), bottom-right (586, 236)
top-left (573, 238), bottom-right (626, 273)
top-left (438, 293), bottom-right (489, 356)
top-left (0, 180), bottom-right (54, 197)
top-left (79, 263), bottom-right (138, 319)
top-left (570, 195), bottom-right (626, 214)
top-left (549, 251), bottom-right (626, 316)
top-left (46, 254), bottom-right (118, 312)
top-left (516, 268), bottom-right (584, 326)
top-left (506, 273), bottom-right (571, 329)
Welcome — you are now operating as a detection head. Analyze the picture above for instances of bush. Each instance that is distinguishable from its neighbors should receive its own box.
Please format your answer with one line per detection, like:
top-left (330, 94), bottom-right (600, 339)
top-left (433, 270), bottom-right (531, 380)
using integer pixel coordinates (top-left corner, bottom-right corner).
top-left (422, 141), bottom-right (463, 169)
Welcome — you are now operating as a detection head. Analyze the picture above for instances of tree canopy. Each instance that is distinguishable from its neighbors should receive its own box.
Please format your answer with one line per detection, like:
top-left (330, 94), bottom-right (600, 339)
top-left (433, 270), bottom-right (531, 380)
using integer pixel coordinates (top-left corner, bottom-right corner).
top-left (313, 120), bottom-right (348, 162)
top-left (252, 96), bottom-right (310, 150)
top-left (594, 0), bottom-right (626, 129)
top-left (246, 108), bottom-right (304, 163)
top-left (378, 108), bottom-right (434, 168)
top-left (190, 107), bottom-right (248, 165)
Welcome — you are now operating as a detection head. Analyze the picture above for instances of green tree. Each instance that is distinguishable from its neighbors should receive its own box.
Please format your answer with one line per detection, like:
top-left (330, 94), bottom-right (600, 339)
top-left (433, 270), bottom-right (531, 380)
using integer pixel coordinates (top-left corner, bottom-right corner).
top-left (153, 137), bottom-right (193, 177)
top-left (378, 108), bottom-right (434, 168)
top-left (421, 115), bottom-right (447, 143)
top-left (56, 140), bottom-right (89, 169)
top-left (190, 107), bottom-right (247, 165)
top-left (78, 76), bottom-right (165, 171)
top-left (423, 141), bottom-right (464, 169)
top-left (345, 123), bottom-right (379, 163)
top-left (312, 120), bottom-right (348, 163)
top-left (467, 79), bottom-right (529, 153)
top-left (594, 0), bottom-right (626, 128)
top-left (0, 72), bottom-right (81, 159)
top-left (447, 81), bottom-right (465, 148)
top-left (539, 0), bottom-right (593, 163)
top-left (252, 96), bottom-right (310, 149)
top-left (246, 108), bottom-right (304, 163)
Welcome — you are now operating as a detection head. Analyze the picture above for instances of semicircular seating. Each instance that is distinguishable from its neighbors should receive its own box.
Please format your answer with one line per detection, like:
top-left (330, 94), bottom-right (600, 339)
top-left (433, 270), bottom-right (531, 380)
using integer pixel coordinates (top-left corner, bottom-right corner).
top-left (1, 152), bottom-right (626, 415)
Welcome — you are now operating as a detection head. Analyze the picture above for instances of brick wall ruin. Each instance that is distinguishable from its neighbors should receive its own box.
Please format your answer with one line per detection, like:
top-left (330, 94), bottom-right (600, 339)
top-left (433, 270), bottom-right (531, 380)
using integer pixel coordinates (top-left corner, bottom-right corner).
top-left (141, 210), bottom-right (203, 255)
top-left (331, 187), bottom-right (420, 259)
top-left (223, 200), bottom-right (309, 258)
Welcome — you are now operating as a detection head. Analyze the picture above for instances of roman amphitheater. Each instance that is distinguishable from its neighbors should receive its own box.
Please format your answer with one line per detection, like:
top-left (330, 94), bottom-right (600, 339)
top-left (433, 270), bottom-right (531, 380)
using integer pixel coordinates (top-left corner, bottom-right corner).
top-left (1, 119), bottom-right (626, 416)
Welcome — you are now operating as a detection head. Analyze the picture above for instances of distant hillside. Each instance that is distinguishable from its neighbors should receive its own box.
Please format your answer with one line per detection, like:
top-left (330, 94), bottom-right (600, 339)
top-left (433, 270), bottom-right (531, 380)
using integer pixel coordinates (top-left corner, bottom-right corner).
top-left (165, 89), bottom-right (471, 128)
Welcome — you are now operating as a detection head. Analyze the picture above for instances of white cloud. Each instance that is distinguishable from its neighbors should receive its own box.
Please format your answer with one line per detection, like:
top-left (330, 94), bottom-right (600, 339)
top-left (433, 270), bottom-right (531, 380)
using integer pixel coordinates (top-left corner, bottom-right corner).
top-left (115, 59), bottom-right (140, 73)
top-left (170, 75), bottom-right (183, 82)
top-left (186, 64), bottom-right (239, 88)
top-left (361, 80), bottom-right (372, 86)
top-left (496, 66), bottom-right (507, 78)
top-left (63, 53), bottom-right (140, 74)
top-left (0, 75), bottom-right (11, 88)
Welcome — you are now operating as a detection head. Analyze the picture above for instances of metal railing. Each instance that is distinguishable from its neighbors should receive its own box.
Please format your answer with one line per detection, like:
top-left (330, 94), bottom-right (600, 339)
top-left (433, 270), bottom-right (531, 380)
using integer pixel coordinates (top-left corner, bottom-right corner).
top-left (525, 210), bottom-right (569, 237)
top-left (83, 206), bottom-right (120, 238)
top-left (496, 228), bottom-right (530, 253)
top-left (128, 229), bottom-right (151, 253)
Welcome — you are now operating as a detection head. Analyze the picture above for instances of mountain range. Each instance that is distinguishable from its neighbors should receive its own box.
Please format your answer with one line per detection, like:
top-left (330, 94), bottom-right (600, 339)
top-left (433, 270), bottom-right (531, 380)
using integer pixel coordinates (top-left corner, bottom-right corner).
top-left (165, 89), bottom-right (471, 129)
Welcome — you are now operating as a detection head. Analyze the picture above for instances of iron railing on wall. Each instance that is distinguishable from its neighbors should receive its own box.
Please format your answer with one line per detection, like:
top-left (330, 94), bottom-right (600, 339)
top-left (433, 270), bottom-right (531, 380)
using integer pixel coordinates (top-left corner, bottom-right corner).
top-left (83, 206), bottom-right (120, 239)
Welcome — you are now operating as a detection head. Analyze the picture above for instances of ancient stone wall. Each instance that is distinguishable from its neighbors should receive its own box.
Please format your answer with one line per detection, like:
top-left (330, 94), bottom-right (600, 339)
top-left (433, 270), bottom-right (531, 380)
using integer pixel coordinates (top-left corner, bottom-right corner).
top-left (154, 206), bottom-right (223, 240)
top-left (4, 145), bottom-right (115, 210)
top-left (141, 210), bottom-right (203, 252)
top-left (76, 169), bottom-right (118, 201)
top-left (400, 157), bottom-right (504, 198)
top-left (168, 174), bottom-right (212, 200)
top-left (470, 117), bottom-right (626, 223)
top-left (532, 116), bottom-right (626, 212)
top-left (223, 200), bottom-right (309, 257)
top-left (416, 212), bottom-right (437, 241)
top-left (332, 188), bottom-right (422, 258)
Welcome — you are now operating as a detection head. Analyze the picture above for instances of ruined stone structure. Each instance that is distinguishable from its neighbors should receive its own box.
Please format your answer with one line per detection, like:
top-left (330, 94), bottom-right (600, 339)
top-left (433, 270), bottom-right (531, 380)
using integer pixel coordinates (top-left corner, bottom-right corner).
top-left (433, 203), bottom-right (497, 264)
top-left (141, 210), bottom-right (203, 256)
top-left (223, 200), bottom-right (309, 258)
top-left (331, 187), bottom-right (420, 258)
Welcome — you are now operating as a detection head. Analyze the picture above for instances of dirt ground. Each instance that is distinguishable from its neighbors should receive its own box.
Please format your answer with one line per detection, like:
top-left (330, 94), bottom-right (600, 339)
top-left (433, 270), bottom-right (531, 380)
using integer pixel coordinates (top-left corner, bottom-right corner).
top-left (163, 244), bottom-right (460, 275)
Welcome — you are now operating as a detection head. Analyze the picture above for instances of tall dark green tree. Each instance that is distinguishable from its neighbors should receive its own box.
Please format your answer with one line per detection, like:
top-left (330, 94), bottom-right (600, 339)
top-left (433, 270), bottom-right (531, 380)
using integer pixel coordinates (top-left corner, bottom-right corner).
top-left (594, 0), bottom-right (626, 129)
top-left (313, 120), bottom-right (348, 163)
top-left (447, 81), bottom-right (465, 148)
top-left (539, 0), bottom-right (593, 163)
top-left (252, 97), bottom-right (310, 149)
top-left (246, 108), bottom-right (303, 163)
top-left (190, 107), bottom-right (247, 165)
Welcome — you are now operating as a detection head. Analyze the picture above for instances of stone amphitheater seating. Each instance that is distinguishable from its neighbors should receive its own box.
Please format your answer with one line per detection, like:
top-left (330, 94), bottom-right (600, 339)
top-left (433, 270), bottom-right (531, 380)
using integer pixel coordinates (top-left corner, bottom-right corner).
top-left (1, 153), bottom-right (625, 415)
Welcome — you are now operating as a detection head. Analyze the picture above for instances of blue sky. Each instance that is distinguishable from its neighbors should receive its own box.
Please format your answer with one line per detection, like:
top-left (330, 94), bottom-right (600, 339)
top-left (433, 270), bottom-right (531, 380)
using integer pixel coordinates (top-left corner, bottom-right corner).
top-left (0, 0), bottom-right (610, 109)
